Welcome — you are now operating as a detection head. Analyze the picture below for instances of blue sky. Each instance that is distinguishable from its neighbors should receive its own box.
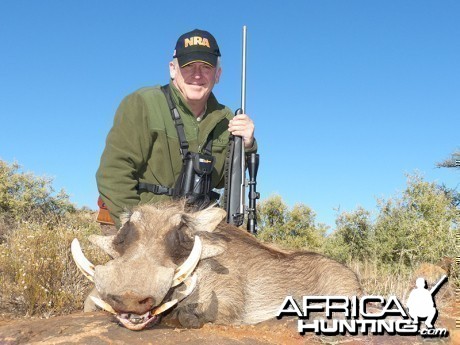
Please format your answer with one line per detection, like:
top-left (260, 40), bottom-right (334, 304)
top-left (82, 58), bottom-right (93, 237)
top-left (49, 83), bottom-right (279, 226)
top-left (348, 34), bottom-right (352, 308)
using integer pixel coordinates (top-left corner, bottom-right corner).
top-left (1, 1), bottom-right (458, 229)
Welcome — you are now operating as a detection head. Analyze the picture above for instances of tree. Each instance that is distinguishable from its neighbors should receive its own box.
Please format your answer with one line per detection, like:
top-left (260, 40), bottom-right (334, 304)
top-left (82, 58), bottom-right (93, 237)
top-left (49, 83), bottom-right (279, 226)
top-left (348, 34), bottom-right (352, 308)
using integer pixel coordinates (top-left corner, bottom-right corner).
top-left (324, 207), bottom-right (373, 263)
top-left (372, 174), bottom-right (458, 268)
top-left (436, 150), bottom-right (460, 169)
top-left (256, 195), bottom-right (327, 250)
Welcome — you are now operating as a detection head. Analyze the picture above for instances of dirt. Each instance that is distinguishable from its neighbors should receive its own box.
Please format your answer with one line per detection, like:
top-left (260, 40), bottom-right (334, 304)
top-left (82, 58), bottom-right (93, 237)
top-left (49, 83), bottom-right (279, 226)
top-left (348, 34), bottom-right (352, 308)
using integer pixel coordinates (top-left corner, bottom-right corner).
top-left (0, 311), bottom-right (458, 345)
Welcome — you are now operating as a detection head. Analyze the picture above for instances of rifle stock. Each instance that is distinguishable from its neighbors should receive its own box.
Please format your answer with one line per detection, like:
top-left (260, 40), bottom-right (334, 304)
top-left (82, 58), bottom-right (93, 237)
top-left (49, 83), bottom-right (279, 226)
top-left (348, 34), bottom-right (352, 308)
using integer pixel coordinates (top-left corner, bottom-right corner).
top-left (224, 116), bottom-right (245, 226)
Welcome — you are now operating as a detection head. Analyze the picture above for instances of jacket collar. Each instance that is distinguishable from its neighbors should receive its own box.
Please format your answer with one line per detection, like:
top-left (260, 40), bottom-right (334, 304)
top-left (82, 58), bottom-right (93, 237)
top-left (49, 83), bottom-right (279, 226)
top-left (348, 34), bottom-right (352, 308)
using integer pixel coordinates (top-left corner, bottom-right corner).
top-left (168, 80), bottom-right (228, 148)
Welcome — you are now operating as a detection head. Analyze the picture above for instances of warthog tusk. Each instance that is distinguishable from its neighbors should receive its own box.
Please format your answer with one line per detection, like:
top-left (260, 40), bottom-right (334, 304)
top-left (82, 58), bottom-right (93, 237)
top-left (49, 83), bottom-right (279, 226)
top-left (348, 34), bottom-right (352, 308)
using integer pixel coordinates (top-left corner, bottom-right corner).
top-left (171, 236), bottom-right (202, 287)
top-left (152, 299), bottom-right (178, 316)
top-left (176, 273), bottom-right (198, 303)
top-left (71, 238), bottom-right (95, 282)
top-left (151, 273), bottom-right (198, 315)
top-left (90, 296), bottom-right (117, 315)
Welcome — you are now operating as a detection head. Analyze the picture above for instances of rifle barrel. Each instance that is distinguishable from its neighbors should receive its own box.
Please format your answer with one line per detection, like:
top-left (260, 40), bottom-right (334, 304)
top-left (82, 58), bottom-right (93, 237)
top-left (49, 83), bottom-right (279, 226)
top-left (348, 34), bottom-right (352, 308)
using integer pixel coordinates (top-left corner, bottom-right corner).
top-left (239, 26), bottom-right (247, 217)
top-left (241, 25), bottom-right (247, 114)
top-left (429, 275), bottom-right (447, 295)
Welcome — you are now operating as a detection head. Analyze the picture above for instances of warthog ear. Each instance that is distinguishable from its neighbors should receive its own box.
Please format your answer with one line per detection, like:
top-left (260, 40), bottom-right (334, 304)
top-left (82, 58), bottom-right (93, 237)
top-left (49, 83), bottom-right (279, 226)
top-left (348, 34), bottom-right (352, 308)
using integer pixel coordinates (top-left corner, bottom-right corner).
top-left (182, 207), bottom-right (227, 259)
top-left (89, 234), bottom-right (120, 259)
top-left (178, 231), bottom-right (227, 260)
top-left (200, 234), bottom-right (227, 259)
top-left (188, 207), bottom-right (227, 233)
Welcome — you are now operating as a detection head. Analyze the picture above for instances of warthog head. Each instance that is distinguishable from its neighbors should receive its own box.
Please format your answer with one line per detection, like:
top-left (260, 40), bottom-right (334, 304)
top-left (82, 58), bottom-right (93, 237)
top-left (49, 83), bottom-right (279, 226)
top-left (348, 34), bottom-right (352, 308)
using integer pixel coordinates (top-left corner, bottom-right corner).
top-left (72, 202), bottom-right (227, 330)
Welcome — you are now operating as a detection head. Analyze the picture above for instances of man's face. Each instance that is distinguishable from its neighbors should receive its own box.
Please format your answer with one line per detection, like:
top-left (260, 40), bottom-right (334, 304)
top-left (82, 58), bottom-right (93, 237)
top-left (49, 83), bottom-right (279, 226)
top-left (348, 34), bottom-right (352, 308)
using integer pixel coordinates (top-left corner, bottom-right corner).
top-left (170, 61), bottom-right (221, 105)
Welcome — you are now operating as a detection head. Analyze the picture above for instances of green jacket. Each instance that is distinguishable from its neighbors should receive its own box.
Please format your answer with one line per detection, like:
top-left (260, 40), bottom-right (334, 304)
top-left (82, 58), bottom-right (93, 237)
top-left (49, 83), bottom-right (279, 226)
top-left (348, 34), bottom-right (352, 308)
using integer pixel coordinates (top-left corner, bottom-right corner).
top-left (96, 81), bottom-right (256, 228)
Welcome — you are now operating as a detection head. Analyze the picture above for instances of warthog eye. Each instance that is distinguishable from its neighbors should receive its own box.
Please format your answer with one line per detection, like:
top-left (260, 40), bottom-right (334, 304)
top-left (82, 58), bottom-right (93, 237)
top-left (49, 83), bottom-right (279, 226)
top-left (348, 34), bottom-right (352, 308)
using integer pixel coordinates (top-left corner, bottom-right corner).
top-left (165, 225), bottom-right (193, 263)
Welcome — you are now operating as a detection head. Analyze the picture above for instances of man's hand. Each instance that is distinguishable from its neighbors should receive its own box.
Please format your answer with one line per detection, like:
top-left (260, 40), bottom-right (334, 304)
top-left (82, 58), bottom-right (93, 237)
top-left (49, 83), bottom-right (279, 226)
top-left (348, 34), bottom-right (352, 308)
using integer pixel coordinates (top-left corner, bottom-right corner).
top-left (228, 114), bottom-right (255, 149)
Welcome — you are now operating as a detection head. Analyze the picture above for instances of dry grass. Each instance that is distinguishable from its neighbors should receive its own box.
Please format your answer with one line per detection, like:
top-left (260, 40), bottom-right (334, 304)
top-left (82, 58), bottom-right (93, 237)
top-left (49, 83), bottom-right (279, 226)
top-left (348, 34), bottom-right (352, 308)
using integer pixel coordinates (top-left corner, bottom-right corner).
top-left (0, 211), bottom-right (108, 318)
top-left (348, 259), bottom-right (456, 315)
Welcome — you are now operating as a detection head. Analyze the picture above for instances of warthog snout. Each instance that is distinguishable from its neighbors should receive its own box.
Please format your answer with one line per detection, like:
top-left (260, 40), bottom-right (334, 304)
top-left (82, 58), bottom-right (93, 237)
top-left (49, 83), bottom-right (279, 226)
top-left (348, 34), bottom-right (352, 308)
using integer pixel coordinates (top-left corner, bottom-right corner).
top-left (105, 292), bottom-right (156, 315)
top-left (94, 259), bottom-right (175, 316)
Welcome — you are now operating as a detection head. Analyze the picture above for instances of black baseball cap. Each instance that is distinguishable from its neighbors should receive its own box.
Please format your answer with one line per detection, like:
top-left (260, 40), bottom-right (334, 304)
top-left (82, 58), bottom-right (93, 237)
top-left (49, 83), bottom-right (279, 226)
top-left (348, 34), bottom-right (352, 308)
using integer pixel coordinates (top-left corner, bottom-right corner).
top-left (173, 29), bottom-right (221, 67)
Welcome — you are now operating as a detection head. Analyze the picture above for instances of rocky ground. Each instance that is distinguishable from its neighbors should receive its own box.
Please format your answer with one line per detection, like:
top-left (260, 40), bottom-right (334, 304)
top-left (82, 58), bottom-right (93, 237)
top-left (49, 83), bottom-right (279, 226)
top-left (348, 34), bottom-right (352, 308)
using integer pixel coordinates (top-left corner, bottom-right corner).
top-left (0, 311), bottom-right (458, 345)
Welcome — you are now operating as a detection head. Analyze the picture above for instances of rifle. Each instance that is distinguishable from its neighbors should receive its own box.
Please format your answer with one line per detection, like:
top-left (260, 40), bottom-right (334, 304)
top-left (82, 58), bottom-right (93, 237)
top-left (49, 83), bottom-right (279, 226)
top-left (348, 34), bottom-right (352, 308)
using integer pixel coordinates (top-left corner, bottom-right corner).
top-left (429, 275), bottom-right (447, 295)
top-left (223, 26), bottom-right (260, 234)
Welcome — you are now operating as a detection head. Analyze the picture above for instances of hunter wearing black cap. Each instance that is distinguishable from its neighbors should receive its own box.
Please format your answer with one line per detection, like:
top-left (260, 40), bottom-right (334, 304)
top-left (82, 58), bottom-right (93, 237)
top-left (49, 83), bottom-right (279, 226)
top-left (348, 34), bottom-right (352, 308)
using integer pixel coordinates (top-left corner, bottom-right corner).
top-left (96, 29), bottom-right (257, 230)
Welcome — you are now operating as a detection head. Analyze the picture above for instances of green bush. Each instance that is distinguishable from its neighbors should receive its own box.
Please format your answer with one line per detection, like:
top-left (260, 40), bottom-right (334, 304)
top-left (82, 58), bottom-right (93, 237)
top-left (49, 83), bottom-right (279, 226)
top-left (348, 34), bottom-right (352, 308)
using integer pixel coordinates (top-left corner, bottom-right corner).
top-left (323, 207), bottom-right (373, 263)
top-left (0, 161), bottom-right (75, 224)
top-left (372, 174), bottom-right (458, 269)
top-left (256, 194), bottom-right (327, 251)
top-left (322, 174), bottom-right (458, 272)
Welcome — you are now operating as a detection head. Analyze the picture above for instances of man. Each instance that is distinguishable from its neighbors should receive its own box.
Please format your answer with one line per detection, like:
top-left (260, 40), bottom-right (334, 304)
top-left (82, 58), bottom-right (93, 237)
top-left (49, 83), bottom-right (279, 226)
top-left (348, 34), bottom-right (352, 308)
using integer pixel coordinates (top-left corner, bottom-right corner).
top-left (96, 29), bottom-right (256, 229)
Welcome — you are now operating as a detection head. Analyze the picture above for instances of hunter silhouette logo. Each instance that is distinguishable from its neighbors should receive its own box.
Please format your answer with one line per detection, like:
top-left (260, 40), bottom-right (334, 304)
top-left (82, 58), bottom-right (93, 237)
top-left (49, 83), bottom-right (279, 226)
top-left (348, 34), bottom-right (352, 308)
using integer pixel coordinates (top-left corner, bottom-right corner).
top-left (184, 36), bottom-right (210, 48)
top-left (406, 275), bottom-right (447, 330)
